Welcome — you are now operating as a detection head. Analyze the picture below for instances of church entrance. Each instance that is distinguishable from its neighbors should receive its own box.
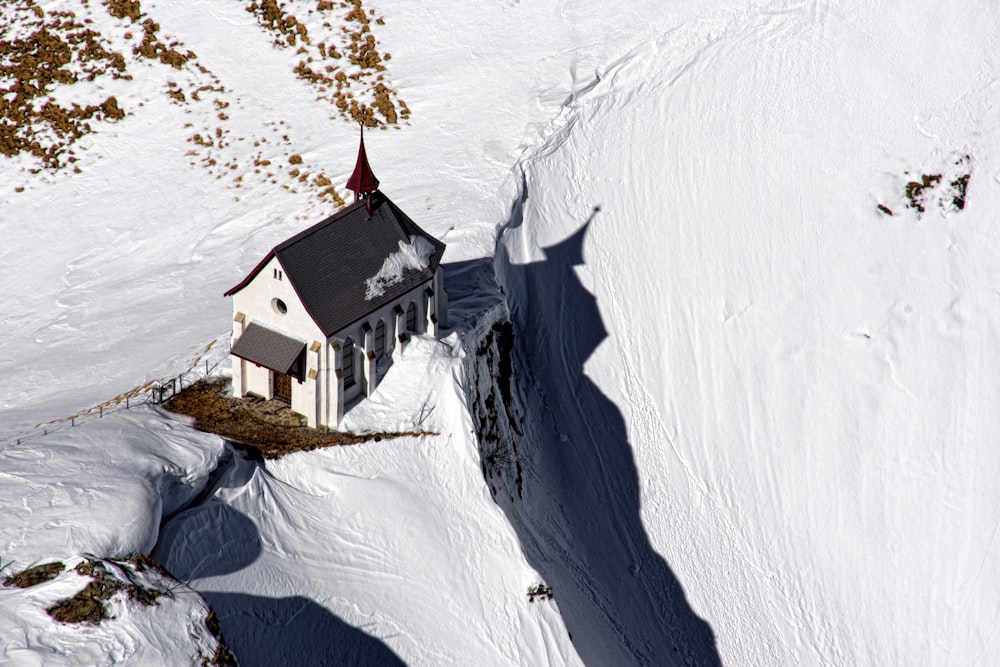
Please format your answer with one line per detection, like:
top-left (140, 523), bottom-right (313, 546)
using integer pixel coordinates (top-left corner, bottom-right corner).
top-left (273, 372), bottom-right (292, 404)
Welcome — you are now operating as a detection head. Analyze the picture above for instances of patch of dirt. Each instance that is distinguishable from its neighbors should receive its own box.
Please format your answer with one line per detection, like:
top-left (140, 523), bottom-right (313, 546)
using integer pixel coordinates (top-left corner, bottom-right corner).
top-left (133, 17), bottom-right (195, 68)
top-left (896, 153), bottom-right (972, 217)
top-left (527, 583), bottom-right (554, 603)
top-left (125, 552), bottom-right (172, 578)
top-left (2, 0), bottom-right (353, 206)
top-left (103, 0), bottom-right (142, 22)
top-left (164, 378), bottom-right (433, 459)
top-left (203, 642), bottom-right (239, 667)
top-left (950, 172), bottom-right (970, 210)
top-left (3, 561), bottom-right (65, 588)
top-left (46, 557), bottom-right (169, 625)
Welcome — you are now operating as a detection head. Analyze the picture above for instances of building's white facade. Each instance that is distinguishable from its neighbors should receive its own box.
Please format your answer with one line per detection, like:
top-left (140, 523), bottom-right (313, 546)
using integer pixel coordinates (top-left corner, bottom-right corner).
top-left (229, 238), bottom-right (447, 428)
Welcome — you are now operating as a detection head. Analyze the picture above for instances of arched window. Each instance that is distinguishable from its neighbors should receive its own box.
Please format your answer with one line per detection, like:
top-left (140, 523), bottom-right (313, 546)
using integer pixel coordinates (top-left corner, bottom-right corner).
top-left (374, 319), bottom-right (386, 359)
top-left (405, 301), bottom-right (418, 333)
top-left (342, 337), bottom-right (355, 387)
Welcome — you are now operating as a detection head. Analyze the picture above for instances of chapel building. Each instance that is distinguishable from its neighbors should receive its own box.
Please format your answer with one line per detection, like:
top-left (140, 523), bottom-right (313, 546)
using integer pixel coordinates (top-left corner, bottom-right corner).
top-left (225, 133), bottom-right (447, 427)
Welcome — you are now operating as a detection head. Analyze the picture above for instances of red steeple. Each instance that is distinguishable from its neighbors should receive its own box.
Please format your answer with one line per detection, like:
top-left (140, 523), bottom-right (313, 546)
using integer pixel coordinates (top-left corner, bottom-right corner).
top-left (345, 125), bottom-right (379, 202)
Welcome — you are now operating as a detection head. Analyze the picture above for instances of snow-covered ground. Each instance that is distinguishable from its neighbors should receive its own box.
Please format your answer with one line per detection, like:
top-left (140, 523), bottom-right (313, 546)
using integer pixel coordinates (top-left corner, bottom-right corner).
top-left (4, 0), bottom-right (1000, 664)
top-left (0, 410), bottom-right (230, 663)
top-left (153, 335), bottom-right (577, 665)
top-left (494, 3), bottom-right (1000, 665)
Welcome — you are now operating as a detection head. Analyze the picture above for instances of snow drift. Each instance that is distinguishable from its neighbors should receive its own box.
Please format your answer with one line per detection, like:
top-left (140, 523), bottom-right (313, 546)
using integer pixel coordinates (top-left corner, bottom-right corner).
top-left (365, 235), bottom-right (437, 300)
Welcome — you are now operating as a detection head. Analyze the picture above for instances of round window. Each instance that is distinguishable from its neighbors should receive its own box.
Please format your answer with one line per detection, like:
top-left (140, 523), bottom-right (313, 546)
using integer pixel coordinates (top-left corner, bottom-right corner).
top-left (272, 298), bottom-right (288, 315)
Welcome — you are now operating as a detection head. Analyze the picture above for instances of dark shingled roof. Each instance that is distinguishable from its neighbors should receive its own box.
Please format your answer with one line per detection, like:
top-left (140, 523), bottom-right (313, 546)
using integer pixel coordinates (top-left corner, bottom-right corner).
top-left (231, 323), bottom-right (306, 379)
top-left (226, 191), bottom-right (446, 337)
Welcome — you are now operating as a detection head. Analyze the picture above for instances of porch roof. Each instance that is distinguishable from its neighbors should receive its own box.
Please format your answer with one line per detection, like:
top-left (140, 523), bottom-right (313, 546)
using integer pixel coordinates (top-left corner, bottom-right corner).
top-left (231, 323), bottom-right (306, 379)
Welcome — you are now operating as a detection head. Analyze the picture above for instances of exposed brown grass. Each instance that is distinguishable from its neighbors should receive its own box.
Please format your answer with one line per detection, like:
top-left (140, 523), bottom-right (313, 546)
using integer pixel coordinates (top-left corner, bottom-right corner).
top-left (2, 0), bottom-right (360, 202)
top-left (103, 0), bottom-right (142, 22)
top-left (165, 378), bottom-right (433, 459)
top-left (134, 17), bottom-right (195, 68)
top-left (0, 2), bottom-right (129, 169)
top-left (245, 0), bottom-right (408, 128)
top-left (4, 561), bottom-right (65, 588)
top-left (904, 173), bottom-right (941, 214)
top-left (202, 610), bottom-right (239, 666)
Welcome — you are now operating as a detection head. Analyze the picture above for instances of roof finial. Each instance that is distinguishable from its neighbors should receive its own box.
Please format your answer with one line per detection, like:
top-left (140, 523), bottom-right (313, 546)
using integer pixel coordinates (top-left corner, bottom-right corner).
top-left (346, 123), bottom-right (379, 204)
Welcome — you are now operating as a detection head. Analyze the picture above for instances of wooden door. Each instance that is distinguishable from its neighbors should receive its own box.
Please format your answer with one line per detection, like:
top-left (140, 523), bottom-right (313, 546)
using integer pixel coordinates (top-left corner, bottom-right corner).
top-left (273, 372), bottom-right (292, 404)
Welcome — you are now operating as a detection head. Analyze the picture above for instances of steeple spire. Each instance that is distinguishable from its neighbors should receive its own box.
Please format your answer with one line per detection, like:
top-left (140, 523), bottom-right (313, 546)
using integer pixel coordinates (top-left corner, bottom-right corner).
top-left (345, 124), bottom-right (379, 204)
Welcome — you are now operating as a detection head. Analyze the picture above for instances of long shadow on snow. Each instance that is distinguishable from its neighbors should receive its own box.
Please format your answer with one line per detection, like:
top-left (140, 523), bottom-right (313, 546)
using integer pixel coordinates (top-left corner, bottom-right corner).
top-left (154, 445), bottom-right (405, 667)
top-left (202, 592), bottom-right (406, 667)
top-left (441, 254), bottom-right (505, 330)
top-left (489, 193), bottom-right (721, 666)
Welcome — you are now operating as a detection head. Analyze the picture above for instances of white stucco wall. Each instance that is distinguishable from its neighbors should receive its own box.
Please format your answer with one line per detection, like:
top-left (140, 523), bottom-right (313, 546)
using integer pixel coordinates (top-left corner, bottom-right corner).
top-left (243, 361), bottom-right (271, 399)
top-left (232, 256), bottom-right (324, 344)
top-left (434, 268), bottom-right (448, 329)
top-left (329, 277), bottom-right (436, 403)
top-left (231, 256), bottom-right (324, 424)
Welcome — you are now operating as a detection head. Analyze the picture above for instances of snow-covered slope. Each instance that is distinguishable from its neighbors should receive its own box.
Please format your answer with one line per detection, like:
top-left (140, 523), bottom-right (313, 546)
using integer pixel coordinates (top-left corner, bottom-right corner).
top-left (493, 3), bottom-right (1000, 665)
top-left (0, 410), bottom-right (230, 664)
top-left (153, 336), bottom-right (578, 666)
top-left (0, 410), bottom-right (223, 565)
top-left (5, 0), bottom-right (1000, 664)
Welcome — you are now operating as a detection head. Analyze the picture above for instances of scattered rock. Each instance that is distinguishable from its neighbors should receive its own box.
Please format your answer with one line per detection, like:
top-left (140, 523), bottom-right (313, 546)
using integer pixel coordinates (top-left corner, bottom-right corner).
top-left (527, 583), bottom-right (554, 603)
top-left (47, 557), bottom-right (169, 625)
top-left (904, 173), bottom-right (941, 214)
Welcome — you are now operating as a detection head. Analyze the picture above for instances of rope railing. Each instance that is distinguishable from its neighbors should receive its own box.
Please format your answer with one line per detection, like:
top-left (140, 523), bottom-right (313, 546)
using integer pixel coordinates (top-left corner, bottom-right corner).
top-left (5, 337), bottom-right (231, 447)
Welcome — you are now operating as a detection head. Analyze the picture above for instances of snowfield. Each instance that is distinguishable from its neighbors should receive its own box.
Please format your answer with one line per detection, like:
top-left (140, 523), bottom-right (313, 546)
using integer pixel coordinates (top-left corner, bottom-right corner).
top-left (3, 0), bottom-right (1000, 664)
top-left (0, 411), bottom-right (230, 664)
top-left (494, 3), bottom-right (1000, 665)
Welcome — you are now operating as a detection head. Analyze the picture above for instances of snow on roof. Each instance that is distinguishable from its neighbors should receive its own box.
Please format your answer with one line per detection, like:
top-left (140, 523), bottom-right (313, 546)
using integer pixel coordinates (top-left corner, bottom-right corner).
top-left (364, 235), bottom-right (436, 300)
